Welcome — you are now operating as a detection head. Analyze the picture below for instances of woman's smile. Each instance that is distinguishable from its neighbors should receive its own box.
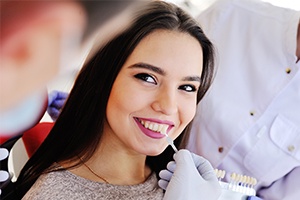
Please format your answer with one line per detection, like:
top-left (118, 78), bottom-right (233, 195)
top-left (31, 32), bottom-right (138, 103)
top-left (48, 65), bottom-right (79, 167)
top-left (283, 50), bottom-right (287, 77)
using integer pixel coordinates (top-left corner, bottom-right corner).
top-left (134, 117), bottom-right (174, 139)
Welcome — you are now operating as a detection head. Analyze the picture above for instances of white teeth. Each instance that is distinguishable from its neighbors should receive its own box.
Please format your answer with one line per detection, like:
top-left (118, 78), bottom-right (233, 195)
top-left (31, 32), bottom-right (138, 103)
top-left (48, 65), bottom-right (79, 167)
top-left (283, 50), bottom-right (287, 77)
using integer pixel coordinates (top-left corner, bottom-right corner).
top-left (139, 119), bottom-right (169, 134)
top-left (153, 123), bottom-right (158, 131)
top-left (144, 121), bottom-right (150, 129)
top-left (148, 123), bottom-right (154, 130)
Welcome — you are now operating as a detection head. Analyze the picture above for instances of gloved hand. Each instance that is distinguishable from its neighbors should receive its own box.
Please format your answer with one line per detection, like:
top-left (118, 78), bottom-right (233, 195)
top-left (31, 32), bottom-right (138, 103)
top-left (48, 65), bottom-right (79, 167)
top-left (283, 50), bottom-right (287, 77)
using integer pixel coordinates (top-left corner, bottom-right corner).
top-left (159, 149), bottom-right (221, 200)
top-left (47, 90), bottom-right (68, 121)
top-left (0, 148), bottom-right (9, 195)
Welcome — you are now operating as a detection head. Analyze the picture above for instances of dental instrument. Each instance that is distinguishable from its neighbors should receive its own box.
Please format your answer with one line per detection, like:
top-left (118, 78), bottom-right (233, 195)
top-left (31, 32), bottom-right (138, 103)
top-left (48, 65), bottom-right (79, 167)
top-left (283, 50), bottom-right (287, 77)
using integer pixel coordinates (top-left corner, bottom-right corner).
top-left (161, 130), bottom-right (178, 153)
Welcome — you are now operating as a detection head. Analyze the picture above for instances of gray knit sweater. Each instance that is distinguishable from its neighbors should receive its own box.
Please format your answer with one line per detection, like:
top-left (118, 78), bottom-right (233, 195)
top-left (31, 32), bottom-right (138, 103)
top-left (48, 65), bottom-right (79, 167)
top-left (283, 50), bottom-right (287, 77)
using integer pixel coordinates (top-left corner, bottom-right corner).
top-left (22, 170), bottom-right (164, 200)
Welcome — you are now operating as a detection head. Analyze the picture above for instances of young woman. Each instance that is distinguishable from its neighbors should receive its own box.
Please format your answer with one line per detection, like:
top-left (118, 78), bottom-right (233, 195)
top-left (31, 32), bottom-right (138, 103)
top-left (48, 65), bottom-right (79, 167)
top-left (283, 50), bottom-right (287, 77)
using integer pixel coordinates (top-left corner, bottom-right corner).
top-left (7, 1), bottom-right (219, 199)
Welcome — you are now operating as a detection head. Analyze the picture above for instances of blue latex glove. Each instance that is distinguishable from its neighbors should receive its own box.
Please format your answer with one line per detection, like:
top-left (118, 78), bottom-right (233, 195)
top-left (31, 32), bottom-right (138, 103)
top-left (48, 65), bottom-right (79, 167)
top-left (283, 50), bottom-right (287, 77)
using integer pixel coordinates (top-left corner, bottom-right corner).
top-left (159, 149), bottom-right (221, 200)
top-left (47, 90), bottom-right (68, 121)
top-left (0, 148), bottom-right (9, 195)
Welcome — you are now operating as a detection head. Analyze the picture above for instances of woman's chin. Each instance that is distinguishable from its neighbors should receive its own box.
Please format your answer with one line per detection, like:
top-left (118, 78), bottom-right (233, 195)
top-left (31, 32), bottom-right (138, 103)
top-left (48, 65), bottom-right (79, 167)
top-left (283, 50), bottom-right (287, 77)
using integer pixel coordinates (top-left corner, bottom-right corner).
top-left (145, 147), bottom-right (167, 156)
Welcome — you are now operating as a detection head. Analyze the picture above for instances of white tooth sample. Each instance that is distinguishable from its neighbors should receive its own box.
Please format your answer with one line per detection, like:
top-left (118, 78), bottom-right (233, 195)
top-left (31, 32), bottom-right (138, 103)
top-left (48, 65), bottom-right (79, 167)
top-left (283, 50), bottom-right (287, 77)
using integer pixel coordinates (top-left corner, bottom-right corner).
top-left (221, 170), bottom-right (226, 179)
top-left (159, 127), bottom-right (165, 135)
top-left (160, 126), bottom-right (178, 153)
top-left (158, 125), bottom-right (168, 136)
top-left (141, 120), bottom-right (145, 125)
top-left (157, 124), bottom-right (163, 132)
top-left (161, 125), bottom-right (168, 135)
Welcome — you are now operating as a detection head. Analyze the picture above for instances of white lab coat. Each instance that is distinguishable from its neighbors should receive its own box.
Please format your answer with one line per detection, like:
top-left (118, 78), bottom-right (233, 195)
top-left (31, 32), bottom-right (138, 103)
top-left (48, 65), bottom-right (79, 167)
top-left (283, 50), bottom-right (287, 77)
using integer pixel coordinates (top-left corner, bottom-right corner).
top-left (187, 0), bottom-right (300, 199)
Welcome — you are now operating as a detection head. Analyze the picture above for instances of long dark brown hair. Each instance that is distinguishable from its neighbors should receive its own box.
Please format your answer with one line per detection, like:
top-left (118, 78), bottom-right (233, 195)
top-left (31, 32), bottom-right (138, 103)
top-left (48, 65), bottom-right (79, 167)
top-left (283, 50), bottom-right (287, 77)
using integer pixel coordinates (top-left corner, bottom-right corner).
top-left (11, 1), bottom-right (215, 198)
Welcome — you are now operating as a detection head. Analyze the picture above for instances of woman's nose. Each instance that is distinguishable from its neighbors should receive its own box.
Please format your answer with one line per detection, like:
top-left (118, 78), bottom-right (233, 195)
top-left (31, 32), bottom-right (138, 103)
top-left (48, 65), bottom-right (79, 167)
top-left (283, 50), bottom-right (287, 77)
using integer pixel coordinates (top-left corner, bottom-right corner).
top-left (151, 88), bottom-right (178, 115)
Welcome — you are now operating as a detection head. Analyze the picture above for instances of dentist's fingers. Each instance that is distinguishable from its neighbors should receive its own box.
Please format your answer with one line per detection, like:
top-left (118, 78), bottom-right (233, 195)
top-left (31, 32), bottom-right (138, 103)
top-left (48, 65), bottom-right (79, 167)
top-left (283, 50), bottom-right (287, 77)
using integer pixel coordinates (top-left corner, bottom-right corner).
top-left (158, 179), bottom-right (169, 190)
top-left (0, 148), bottom-right (9, 160)
top-left (159, 169), bottom-right (173, 181)
top-left (0, 170), bottom-right (9, 182)
top-left (191, 153), bottom-right (217, 181)
top-left (158, 162), bottom-right (175, 191)
top-left (166, 161), bottom-right (176, 173)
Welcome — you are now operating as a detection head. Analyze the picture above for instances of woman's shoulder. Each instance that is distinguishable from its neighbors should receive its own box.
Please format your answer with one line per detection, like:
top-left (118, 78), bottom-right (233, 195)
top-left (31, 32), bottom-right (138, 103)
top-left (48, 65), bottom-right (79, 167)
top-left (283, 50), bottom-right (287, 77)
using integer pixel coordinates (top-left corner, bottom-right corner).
top-left (22, 170), bottom-right (96, 200)
top-left (22, 170), bottom-right (163, 200)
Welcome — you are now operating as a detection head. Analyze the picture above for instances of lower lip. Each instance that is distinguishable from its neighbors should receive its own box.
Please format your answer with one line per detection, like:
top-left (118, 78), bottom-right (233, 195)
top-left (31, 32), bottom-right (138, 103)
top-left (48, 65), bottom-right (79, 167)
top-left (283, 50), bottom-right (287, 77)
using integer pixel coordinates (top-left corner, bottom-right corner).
top-left (134, 118), bottom-right (165, 139)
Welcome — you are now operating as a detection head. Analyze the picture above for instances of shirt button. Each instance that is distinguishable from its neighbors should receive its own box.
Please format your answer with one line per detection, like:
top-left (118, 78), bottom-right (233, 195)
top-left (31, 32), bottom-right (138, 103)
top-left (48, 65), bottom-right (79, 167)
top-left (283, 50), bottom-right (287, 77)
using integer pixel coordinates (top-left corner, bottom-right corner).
top-left (250, 111), bottom-right (255, 116)
top-left (288, 145), bottom-right (295, 152)
top-left (285, 68), bottom-right (291, 74)
top-left (218, 147), bottom-right (224, 153)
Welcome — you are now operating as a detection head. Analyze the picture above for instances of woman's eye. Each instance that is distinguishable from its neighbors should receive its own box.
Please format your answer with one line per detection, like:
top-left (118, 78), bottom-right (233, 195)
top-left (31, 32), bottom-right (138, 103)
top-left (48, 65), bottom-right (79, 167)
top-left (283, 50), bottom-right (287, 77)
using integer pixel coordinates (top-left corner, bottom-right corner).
top-left (179, 85), bottom-right (197, 92)
top-left (134, 73), bottom-right (156, 84)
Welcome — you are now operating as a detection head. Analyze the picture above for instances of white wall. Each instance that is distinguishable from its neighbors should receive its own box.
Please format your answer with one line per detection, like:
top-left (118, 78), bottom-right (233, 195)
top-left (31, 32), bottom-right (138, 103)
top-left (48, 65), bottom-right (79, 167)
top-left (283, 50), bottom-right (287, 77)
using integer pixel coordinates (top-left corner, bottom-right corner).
top-left (172, 0), bottom-right (300, 16)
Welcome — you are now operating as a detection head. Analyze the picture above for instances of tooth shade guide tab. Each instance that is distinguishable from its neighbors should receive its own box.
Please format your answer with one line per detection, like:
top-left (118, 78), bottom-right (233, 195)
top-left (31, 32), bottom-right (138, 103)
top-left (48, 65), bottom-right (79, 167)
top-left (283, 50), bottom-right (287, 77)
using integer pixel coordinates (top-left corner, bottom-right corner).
top-left (215, 169), bottom-right (226, 180)
top-left (215, 169), bottom-right (257, 197)
top-left (159, 129), bottom-right (178, 153)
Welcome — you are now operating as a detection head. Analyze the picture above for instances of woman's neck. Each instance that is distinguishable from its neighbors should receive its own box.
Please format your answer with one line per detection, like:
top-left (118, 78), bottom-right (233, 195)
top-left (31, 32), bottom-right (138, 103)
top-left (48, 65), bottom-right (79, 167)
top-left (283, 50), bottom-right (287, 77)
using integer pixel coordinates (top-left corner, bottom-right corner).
top-left (66, 131), bottom-right (152, 185)
top-left (87, 142), bottom-right (152, 185)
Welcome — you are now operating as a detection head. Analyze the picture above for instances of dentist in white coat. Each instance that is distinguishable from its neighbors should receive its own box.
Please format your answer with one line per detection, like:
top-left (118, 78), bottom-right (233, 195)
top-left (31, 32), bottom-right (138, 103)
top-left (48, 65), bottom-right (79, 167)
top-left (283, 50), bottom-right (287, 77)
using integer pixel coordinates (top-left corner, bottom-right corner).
top-left (188, 0), bottom-right (300, 199)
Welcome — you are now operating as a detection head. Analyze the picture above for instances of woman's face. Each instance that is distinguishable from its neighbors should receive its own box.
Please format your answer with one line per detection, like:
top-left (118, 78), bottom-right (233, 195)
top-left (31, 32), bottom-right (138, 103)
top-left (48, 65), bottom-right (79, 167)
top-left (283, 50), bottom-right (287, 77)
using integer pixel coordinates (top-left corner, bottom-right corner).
top-left (105, 30), bottom-right (203, 156)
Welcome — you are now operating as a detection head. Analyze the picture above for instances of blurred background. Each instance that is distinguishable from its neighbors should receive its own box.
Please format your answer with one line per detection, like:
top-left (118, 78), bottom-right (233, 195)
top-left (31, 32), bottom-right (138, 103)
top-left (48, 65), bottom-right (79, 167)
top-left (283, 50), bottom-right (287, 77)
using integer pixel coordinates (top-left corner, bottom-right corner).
top-left (42, 0), bottom-right (300, 121)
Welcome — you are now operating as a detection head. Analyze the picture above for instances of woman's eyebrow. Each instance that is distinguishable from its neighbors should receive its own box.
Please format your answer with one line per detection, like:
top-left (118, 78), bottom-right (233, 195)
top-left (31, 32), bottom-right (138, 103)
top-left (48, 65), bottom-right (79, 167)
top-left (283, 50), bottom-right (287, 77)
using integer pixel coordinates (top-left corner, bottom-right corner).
top-left (128, 62), bottom-right (201, 82)
top-left (128, 62), bottom-right (165, 75)
top-left (182, 76), bottom-right (201, 82)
